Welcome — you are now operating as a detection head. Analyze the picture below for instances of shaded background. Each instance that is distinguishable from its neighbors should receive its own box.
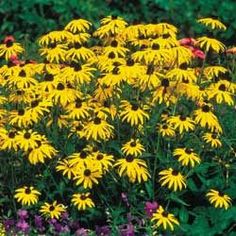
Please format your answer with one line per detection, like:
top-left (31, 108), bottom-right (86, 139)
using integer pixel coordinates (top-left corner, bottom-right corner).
top-left (0, 0), bottom-right (236, 44)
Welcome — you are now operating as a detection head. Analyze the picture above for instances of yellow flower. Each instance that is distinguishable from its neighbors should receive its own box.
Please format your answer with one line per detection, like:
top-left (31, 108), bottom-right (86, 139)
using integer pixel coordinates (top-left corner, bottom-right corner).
top-left (121, 139), bottom-right (145, 157)
top-left (91, 152), bottom-right (114, 173)
top-left (0, 129), bottom-right (18, 151)
top-left (202, 133), bottom-right (222, 148)
top-left (197, 18), bottom-right (226, 31)
top-left (203, 66), bottom-right (228, 80)
top-left (71, 193), bottom-right (95, 210)
top-left (173, 148), bottom-right (201, 167)
top-left (120, 100), bottom-right (149, 126)
top-left (40, 201), bottom-right (66, 219)
top-left (206, 189), bottom-right (232, 209)
top-left (159, 168), bottom-right (186, 191)
top-left (56, 159), bottom-right (77, 180)
top-left (114, 155), bottom-right (150, 183)
top-left (65, 19), bottom-right (92, 33)
top-left (167, 115), bottom-right (195, 134)
top-left (196, 37), bottom-right (225, 53)
top-left (73, 162), bottom-right (103, 189)
top-left (14, 186), bottom-right (41, 206)
top-left (157, 123), bottom-right (175, 138)
top-left (83, 117), bottom-right (114, 141)
top-left (38, 31), bottom-right (72, 46)
top-left (151, 205), bottom-right (179, 231)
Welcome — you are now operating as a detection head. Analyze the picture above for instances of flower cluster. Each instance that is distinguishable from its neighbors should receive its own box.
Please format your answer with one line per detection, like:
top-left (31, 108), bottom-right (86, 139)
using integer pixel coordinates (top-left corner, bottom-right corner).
top-left (0, 16), bottom-right (235, 234)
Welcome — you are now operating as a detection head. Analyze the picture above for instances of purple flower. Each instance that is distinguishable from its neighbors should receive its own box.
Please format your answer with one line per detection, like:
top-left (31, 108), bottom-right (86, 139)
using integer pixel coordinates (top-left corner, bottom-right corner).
top-left (75, 228), bottom-right (89, 236)
top-left (119, 223), bottom-right (135, 236)
top-left (34, 215), bottom-right (45, 233)
top-left (69, 220), bottom-right (80, 231)
top-left (95, 225), bottom-right (111, 236)
top-left (16, 220), bottom-right (30, 234)
top-left (121, 192), bottom-right (130, 208)
top-left (17, 209), bottom-right (28, 220)
top-left (144, 201), bottom-right (158, 218)
top-left (3, 219), bottom-right (14, 231)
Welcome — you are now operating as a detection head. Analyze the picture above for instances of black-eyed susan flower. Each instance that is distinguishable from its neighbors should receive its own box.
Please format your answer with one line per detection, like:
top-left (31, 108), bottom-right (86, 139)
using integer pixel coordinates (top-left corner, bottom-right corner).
top-left (56, 159), bottom-right (77, 180)
top-left (167, 115), bottom-right (195, 134)
top-left (196, 37), bottom-right (225, 53)
top-left (71, 193), bottom-right (95, 210)
top-left (120, 100), bottom-right (149, 126)
top-left (194, 104), bottom-right (222, 133)
top-left (157, 123), bottom-right (176, 138)
top-left (202, 133), bottom-right (222, 148)
top-left (151, 205), bottom-right (179, 231)
top-left (114, 155), bottom-right (150, 183)
top-left (27, 140), bottom-right (57, 165)
top-left (14, 186), bottom-right (41, 206)
top-left (40, 201), bottom-right (66, 219)
top-left (73, 162), bottom-right (103, 189)
top-left (203, 66), bottom-right (228, 80)
top-left (197, 18), bottom-right (226, 31)
top-left (91, 152), bottom-right (114, 173)
top-left (0, 129), bottom-right (18, 151)
top-left (68, 150), bottom-right (93, 167)
top-left (166, 68), bottom-right (197, 83)
top-left (38, 31), bottom-right (72, 46)
top-left (83, 117), bottom-right (114, 141)
top-left (0, 36), bottom-right (24, 60)
top-left (159, 168), bottom-right (186, 191)
top-left (121, 139), bottom-right (145, 157)
top-left (173, 148), bottom-right (201, 167)
top-left (15, 130), bottom-right (42, 152)
top-left (206, 189), bottom-right (232, 210)
top-left (65, 19), bottom-right (92, 33)
top-left (9, 108), bottom-right (33, 128)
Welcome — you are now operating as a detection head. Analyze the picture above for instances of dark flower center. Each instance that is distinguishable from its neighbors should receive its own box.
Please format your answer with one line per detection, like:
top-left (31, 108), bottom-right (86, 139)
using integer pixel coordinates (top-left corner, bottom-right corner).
top-left (24, 187), bottom-right (31, 194)
top-left (182, 78), bottom-right (189, 83)
top-left (74, 43), bottom-right (81, 49)
top-left (146, 65), bottom-right (155, 75)
top-left (202, 105), bottom-right (210, 112)
top-left (94, 117), bottom-right (101, 124)
top-left (8, 132), bottom-right (15, 138)
top-left (152, 43), bottom-right (160, 50)
top-left (84, 169), bottom-right (91, 176)
top-left (76, 125), bottom-right (83, 131)
top-left (96, 154), bottom-right (104, 160)
top-left (162, 124), bottom-right (168, 129)
top-left (111, 40), bottom-right (118, 47)
top-left (44, 74), bottom-right (54, 81)
top-left (172, 170), bottom-right (179, 176)
top-left (180, 115), bottom-right (186, 121)
top-left (19, 70), bottom-right (26, 77)
top-left (185, 148), bottom-right (192, 154)
top-left (140, 44), bottom-right (147, 50)
top-left (103, 100), bottom-right (111, 108)
top-left (112, 67), bottom-right (119, 75)
top-left (161, 79), bottom-right (170, 87)
top-left (76, 101), bottom-right (82, 108)
top-left (218, 191), bottom-right (224, 197)
top-left (113, 62), bottom-right (121, 67)
top-left (130, 141), bottom-right (136, 147)
top-left (71, 62), bottom-right (82, 71)
top-left (108, 52), bottom-right (116, 59)
top-left (139, 34), bottom-right (145, 40)
top-left (211, 134), bottom-right (217, 139)
top-left (180, 63), bottom-right (188, 70)
top-left (36, 140), bottom-right (42, 147)
top-left (162, 33), bottom-right (170, 39)
top-left (126, 59), bottom-right (134, 66)
top-left (57, 83), bottom-right (65, 90)
top-left (50, 42), bottom-right (57, 48)
top-left (162, 211), bottom-right (169, 217)
top-left (49, 206), bottom-right (55, 211)
top-left (218, 84), bottom-right (226, 91)
top-left (6, 40), bottom-right (14, 47)
top-left (111, 15), bottom-right (118, 20)
top-left (80, 195), bottom-right (87, 200)
top-left (24, 132), bottom-right (31, 139)
top-left (131, 104), bottom-right (139, 111)
top-left (80, 151), bottom-right (87, 159)
top-left (31, 100), bottom-right (39, 108)
top-left (126, 155), bottom-right (134, 162)
top-left (18, 109), bottom-right (25, 116)
top-left (16, 90), bottom-right (23, 95)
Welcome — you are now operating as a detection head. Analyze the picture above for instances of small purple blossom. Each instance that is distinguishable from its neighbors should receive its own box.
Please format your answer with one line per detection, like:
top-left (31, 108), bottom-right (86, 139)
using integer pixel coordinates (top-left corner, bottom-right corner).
top-left (144, 201), bottom-right (158, 218)
top-left (3, 219), bottom-right (14, 231)
top-left (121, 192), bottom-right (130, 208)
top-left (16, 220), bottom-right (30, 234)
top-left (34, 215), bottom-right (45, 233)
top-left (95, 225), bottom-right (111, 236)
top-left (17, 209), bottom-right (28, 220)
top-left (119, 223), bottom-right (135, 236)
top-left (75, 228), bottom-right (89, 236)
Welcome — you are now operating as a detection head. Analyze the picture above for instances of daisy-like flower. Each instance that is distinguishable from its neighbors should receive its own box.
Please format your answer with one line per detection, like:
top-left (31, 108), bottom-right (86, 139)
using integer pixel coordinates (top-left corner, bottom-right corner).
top-left (196, 37), bottom-right (225, 53)
top-left (121, 139), bottom-right (145, 157)
top-left (38, 31), bottom-right (72, 46)
top-left (40, 201), bottom-right (66, 219)
top-left (91, 152), bottom-right (114, 173)
top-left (120, 100), bottom-right (149, 126)
top-left (197, 18), bottom-right (227, 31)
top-left (71, 193), bottom-right (95, 210)
top-left (166, 68), bottom-right (197, 83)
top-left (173, 148), bottom-right (201, 167)
top-left (14, 186), bottom-right (41, 206)
top-left (56, 159), bottom-right (77, 180)
top-left (206, 189), bottom-right (232, 210)
top-left (73, 162), bottom-right (103, 189)
top-left (114, 155), bottom-right (150, 183)
top-left (194, 104), bottom-right (222, 133)
top-left (202, 133), bottom-right (222, 148)
top-left (157, 123), bottom-right (176, 138)
top-left (83, 117), bottom-right (114, 141)
top-left (151, 205), bottom-right (179, 231)
top-left (167, 115), bottom-right (195, 134)
top-left (0, 129), bottom-right (18, 151)
top-left (0, 36), bottom-right (24, 60)
top-left (203, 66), bottom-right (227, 80)
top-left (15, 130), bottom-right (42, 152)
top-left (9, 108), bottom-right (34, 128)
top-left (65, 19), bottom-right (92, 33)
top-left (159, 168), bottom-right (187, 191)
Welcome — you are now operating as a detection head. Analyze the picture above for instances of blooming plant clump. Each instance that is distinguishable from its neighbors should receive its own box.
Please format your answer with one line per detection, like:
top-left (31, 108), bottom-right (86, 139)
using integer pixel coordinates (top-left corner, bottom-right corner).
top-left (0, 16), bottom-right (236, 235)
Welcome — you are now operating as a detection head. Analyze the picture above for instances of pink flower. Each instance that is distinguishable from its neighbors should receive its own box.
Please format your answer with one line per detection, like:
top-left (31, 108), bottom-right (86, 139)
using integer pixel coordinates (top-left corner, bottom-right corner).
top-left (144, 201), bottom-right (158, 218)
top-left (179, 38), bottom-right (196, 46)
